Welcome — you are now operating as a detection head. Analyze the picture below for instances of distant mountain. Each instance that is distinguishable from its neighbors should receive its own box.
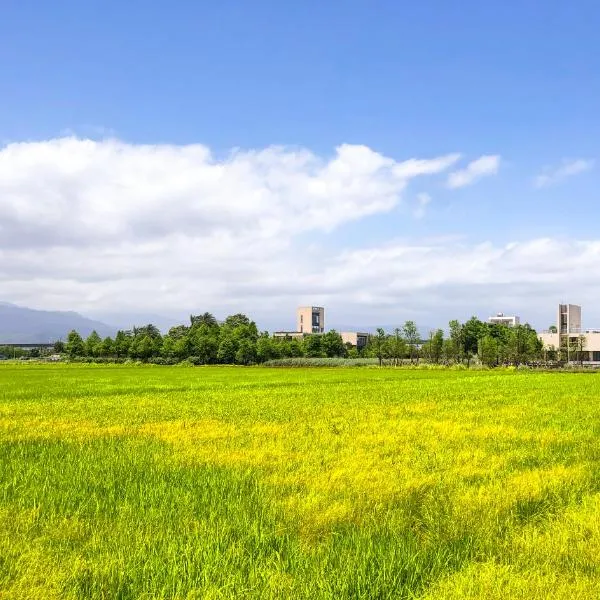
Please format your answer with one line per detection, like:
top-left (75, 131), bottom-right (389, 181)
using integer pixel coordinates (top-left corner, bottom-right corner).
top-left (86, 311), bottom-right (184, 333)
top-left (0, 302), bottom-right (116, 344)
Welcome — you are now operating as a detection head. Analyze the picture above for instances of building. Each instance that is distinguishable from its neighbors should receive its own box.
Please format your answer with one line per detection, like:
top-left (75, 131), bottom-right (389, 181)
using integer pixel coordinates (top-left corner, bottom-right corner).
top-left (341, 331), bottom-right (369, 349)
top-left (558, 303), bottom-right (581, 335)
top-left (539, 304), bottom-right (600, 363)
top-left (297, 306), bottom-right (325, 334)
top-left (272, 331), bottom-right (305, 341)
top-left (488, 313), bottom-right (520, 327)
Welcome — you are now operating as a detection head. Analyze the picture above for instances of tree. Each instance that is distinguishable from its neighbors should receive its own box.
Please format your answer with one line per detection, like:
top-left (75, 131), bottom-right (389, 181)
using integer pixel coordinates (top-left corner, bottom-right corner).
top-left (321, 330), bottom-right (346, 358)
top-left (235, 339), bottom-right (257, 365)
top-left (549, 325), bottom-right (558, 334)
top-left (257, 333), bottom-right (279, 363)
top-left (131, 335), bottom-right (154, 361)
top-left (402, 321), bottom-right (420, 363)
top-left (66, 330), bottom-right (85, 358)
top-left (85, 331), bottom-right (102, 357)
top-left (167, 325), bottom-right (189, 340)
top-left (478, 335), bottom-right (498, 367)
top-left (304, 335), bottom-right (323, 358)
top-left (114, 331), bottom-right (132, 358)
top-left (462, 317), bottom-right (487, 357)
top-left (448, 320), bottom-right (463, 363)
top-left (224, 314), bottom-right (251, 329)
top-left (161, 336), bottom-right (176, 359)
top-left (100, 337), bottom-right (114, 358)
top-left (373, 328), bottom-right (386, 366)
top-left (191, 326), bottom-right (219, 364)
top-left (571, 334), bottom-right (587, 366)
top-left (217, 336), bottom-right (237, 364)
top-left (389, 328), bottom-right (406, 366)
top-left (190, 313), bottom-right (218, 328)
top-left (53, 340), bottom-right (65, 353)
top-left (429, 329), bottom-right (444, 364)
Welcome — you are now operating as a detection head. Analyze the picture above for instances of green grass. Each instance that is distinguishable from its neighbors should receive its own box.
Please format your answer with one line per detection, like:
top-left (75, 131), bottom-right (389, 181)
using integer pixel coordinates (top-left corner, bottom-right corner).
top-left (1, 364), bottom-right (599, 599)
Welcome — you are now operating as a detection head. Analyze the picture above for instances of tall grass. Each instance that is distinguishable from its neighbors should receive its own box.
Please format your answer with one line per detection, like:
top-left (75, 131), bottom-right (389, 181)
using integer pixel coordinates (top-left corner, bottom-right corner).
top-left (1, 365), bottom-right (599, 598)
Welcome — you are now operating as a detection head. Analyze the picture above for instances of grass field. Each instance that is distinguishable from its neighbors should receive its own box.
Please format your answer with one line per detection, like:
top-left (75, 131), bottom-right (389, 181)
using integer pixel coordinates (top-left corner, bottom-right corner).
top-left (1, 364), bottom-right (599, 599)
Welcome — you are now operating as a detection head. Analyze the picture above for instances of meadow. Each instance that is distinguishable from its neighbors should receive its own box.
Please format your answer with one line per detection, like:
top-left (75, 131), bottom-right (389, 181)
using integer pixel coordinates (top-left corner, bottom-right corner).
top-left (1, 364), bottom-right (599, 599)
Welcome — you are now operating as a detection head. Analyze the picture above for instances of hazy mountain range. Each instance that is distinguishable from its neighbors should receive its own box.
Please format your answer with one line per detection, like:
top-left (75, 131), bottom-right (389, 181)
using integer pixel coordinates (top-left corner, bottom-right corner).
top-left (0, 302), bottom-right (116, 344)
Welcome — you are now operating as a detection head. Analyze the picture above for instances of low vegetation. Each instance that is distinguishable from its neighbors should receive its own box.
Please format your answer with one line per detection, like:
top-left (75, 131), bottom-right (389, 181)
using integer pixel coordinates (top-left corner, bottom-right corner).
top-left (1, 364), bottom-right (599, 598)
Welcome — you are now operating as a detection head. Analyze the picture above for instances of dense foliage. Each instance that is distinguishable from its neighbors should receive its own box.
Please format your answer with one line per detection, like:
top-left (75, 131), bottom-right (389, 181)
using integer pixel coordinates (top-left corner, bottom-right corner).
top-left (58, 313), bottom-right (543, 366)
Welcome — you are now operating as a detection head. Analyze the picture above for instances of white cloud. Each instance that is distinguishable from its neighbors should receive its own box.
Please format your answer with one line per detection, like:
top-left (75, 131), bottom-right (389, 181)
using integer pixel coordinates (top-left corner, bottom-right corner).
top-left (413, 193), bottom-right (431, 219)
top-left (0, 138), bottom-right (459, 248)
top-left (4, 138), bottom-right (599, 330)
top-left (447, 155), bottom-right (501, 189)
top-left (533, 158), bottom-right (594, 188)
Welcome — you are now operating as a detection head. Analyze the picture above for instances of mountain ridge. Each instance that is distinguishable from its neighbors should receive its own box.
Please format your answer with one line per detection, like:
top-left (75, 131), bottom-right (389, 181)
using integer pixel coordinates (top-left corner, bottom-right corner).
top-left (0, 302), bottom-right (116, 344)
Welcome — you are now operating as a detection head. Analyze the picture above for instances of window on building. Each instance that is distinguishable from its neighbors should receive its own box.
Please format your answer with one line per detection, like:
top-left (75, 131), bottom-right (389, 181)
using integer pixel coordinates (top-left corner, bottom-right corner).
top-left (593, 352), bottom-right (600, 362)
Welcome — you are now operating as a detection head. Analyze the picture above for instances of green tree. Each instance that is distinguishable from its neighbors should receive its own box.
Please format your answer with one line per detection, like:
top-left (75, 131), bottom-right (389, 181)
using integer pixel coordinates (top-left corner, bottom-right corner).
top-left (448, 320), bottom-right (463, 363)
top-left (190, 313), bottom-right (218, 328)
top-left (161, 336), bottom-right (176, 359)
top-left (217, 336), bottom-right (237, 364)
top-left (321, 330), bottom-right (346, 358)
top-left (114, 331), bottom-right (132, 358)
top-left (85, 330), bottom-right (102, 357)
top-left (389, 328), bottom-right (406, 366)
top-left (191, 326), bottom-right (219, 364)
top-left (429, 329), bottom-right (444, 364)
top-left (478, 335), bottom-right (498, 367)
top-left (100, 337), bottom-right (114, 358)
top-left (224, 314), bottom-right (251, 329)
top-left (402, 321), bottom-right (420, 363)
top-left (256, 333), bottom-right (279, 363)
top-left (372, 328), bottom-right (387, 366)
top-left (66, 330), bottom-right (85, 358)
top-left (304, 335), bottom-right (323, 358)
top-left (235, 339), bottom-right (257, 365)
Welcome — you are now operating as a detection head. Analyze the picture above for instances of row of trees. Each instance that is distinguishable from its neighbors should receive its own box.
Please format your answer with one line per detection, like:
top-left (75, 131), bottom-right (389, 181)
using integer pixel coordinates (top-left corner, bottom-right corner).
top-left (57, 313), bottom-right (544, 366)
top-left (367, 318), bottom-right (542, 367)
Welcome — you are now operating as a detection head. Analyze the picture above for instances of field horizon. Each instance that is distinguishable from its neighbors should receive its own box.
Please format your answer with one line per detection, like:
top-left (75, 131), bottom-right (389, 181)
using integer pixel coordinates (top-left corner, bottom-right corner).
top-left (1, 364), bottom-right (599, 599)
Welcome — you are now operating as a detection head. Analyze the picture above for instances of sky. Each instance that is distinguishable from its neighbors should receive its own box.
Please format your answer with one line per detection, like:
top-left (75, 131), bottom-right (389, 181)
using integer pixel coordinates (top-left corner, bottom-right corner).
top-left (1, 0), bottom-right (600, 331)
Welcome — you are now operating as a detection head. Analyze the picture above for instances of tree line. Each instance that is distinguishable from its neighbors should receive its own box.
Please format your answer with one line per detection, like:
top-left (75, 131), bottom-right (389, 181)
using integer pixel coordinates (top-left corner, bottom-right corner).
top-left (50, 313), bottom-right (543, 366)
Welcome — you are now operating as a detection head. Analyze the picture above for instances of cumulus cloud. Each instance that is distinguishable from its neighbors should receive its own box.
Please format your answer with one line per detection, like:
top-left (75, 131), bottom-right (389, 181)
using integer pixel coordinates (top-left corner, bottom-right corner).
top-left (533, 158), bottom-right (594, 188)
top-left (446, 155), bottom-right (501, 189)
top-left (2, 138), bottom-right (597, 329)
top-left (0, 138), bottom-right (459, 248)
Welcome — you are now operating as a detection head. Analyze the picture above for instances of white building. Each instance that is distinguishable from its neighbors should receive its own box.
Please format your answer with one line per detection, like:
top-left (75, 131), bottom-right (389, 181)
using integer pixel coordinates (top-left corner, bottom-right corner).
top-left (538, 304), bottom-right (600, 363)
top-left (488, 313), bottom-right (520, 327)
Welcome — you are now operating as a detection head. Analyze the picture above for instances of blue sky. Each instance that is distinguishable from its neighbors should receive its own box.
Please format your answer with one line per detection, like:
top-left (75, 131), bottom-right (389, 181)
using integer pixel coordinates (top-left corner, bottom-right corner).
top-left (1, 0), bottom-right (599, 330)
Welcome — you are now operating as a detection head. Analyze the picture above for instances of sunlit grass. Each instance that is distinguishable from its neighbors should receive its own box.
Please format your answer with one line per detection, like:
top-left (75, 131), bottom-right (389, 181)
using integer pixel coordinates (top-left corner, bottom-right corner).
top-left (1, 364), bottom-right (599, 598)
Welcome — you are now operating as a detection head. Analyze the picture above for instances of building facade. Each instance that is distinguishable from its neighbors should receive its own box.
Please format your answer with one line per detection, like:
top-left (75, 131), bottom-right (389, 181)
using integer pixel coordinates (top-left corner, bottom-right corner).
top-left (539, 304), bottom-right (600, 363)
top-left (488, 313), bottom-right (520, 327)
top-left (297, 306), bottom-right (325, 334)
top-left (341, 331), bottom-right (369, 349)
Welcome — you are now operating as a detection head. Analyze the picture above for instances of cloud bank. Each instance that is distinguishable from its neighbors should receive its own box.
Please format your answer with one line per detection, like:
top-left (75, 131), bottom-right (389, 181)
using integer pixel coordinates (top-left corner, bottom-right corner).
top-left (1, 138), bottom-right (597, 328)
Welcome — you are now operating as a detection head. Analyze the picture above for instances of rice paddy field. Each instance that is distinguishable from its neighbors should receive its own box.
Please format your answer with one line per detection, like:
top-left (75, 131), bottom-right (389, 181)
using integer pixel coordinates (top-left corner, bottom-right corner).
top-left (1, 364), bottom-right (600, 599)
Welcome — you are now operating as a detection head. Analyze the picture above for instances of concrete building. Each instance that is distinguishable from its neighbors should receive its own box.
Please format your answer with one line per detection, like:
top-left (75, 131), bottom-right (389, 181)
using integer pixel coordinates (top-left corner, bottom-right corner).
top-left (272, 331), bottom-right (305, 340)
top-left (539, 304), bottom-right (600, 363)
top-left (488, 313), bottom-right (520, 327)
top-left (297, 306), bottom-right (325, 334)
top-left (341, 331), bottom-right (369, 349)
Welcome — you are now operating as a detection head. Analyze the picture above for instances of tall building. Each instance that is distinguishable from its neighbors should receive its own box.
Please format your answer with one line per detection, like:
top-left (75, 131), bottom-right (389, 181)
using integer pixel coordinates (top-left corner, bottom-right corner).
top-left (297, 306), bottom-right (325, 334)
top-left (558, 303), bottom-right (581, 335)
top-left (538, 303), bottom-right (600, 363)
